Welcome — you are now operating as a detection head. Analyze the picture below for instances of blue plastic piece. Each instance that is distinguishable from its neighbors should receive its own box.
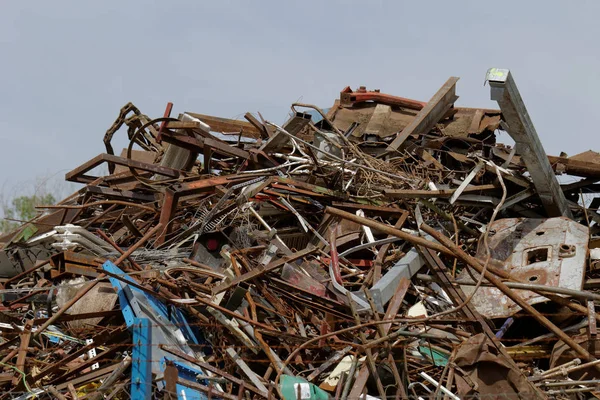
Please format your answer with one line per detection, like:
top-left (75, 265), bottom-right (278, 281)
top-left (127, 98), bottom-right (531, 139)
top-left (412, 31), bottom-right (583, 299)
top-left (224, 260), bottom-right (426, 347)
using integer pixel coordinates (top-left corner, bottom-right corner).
top-left (131, 318), bottom-right (152, 400)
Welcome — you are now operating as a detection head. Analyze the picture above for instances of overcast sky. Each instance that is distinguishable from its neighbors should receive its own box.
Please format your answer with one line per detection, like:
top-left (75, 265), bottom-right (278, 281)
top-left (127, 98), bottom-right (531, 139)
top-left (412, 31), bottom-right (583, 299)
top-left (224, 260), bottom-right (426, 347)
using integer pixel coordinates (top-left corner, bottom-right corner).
top-left (1, 0), bottom-right (599, 197)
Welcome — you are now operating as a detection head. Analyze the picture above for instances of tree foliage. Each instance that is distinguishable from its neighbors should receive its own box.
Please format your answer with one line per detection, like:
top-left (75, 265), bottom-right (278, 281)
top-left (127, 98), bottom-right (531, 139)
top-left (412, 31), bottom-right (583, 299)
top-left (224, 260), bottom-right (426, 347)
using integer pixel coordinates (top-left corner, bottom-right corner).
top-left (0, 193), bottom-right (56, 234)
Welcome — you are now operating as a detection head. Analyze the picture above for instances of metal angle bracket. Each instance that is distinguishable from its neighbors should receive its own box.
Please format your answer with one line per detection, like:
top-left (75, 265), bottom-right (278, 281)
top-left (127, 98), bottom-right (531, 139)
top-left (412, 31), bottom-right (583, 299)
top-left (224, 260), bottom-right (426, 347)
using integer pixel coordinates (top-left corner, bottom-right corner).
top-left (485, 68), bottom-right (572, 219)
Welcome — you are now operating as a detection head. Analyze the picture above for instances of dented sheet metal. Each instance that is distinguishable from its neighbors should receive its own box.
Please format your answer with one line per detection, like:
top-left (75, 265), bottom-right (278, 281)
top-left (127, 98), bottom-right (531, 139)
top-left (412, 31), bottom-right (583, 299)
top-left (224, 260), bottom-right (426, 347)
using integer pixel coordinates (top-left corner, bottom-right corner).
top-left (461, 217), bottom-right (589, 318)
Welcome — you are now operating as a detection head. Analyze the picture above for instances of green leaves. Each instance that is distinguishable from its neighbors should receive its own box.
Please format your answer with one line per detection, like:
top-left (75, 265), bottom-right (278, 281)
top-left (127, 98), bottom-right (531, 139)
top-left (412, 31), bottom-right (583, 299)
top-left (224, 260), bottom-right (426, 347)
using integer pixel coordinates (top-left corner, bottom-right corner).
top-left (0, 193), bottom-right (56, 234)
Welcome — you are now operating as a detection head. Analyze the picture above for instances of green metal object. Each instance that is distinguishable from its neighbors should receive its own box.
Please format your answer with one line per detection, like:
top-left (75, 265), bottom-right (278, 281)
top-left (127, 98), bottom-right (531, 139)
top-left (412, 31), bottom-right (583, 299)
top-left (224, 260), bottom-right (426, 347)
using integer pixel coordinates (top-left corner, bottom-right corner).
top-left (13, 224), bottom-right (38, 242)
top-left (419, 345), bottom-right (448, 367)
top-left (280, 375), bottom-right (330, 400)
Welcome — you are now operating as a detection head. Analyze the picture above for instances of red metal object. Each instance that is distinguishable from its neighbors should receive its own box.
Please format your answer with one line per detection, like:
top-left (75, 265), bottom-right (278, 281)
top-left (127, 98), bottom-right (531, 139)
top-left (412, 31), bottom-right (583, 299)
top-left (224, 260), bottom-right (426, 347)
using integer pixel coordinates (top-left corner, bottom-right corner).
top-left (340, 86), bottom-right (426, 110)
top-left (206, 238), bottom-right (219, 251)
top-left (156, 102), bottom-right (174, 143)
top-left (318, 320), bottom-right (329, 348)
top-left (329, 225), bottom-right (342, 285)
top-left (156, 189), bottom-right (178, 246)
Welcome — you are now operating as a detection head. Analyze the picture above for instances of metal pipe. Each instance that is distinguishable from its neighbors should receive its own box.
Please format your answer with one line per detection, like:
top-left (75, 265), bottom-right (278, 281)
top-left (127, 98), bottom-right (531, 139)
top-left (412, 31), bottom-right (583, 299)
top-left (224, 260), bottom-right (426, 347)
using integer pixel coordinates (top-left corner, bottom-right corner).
top-left (538, 379), bottom-right (600, 387)
top-left (340, 237), bottom-right (402, 257)
top-left (417, 273), bottom-right (600, 301)
top-left (547, 386), bottom-right (600, 395)
top-left (539, 359), bottom-right (581, 378)
top-left (325, 207), bottom-right (452, 256)
top-left (514, 320), bottom-right (587, 348)
top-left (419, 372), bottom-right (460, 400)
top-left (46, 386), bottom-right (68, 400)
top-left (363, 326), bottom-right (443, 350)
top-left (88, 356), bottom-right (132, 400)
top-left (247, 206), bottom-right (290, 253)
top-left (542, 358), bottom-right (600, 380)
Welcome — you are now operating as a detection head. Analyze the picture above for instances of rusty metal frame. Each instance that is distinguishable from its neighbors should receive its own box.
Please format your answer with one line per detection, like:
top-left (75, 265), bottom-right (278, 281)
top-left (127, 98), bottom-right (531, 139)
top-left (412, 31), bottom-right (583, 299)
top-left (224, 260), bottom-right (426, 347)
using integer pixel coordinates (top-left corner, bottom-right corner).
top-left (65, 153), bottom-right (181, 184)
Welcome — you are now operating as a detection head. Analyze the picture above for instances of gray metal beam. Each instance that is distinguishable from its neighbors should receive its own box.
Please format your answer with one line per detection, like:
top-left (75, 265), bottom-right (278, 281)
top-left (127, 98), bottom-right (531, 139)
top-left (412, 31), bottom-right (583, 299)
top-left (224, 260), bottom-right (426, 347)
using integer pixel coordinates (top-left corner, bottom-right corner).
top-left (486, 68), bottom-right (572, 218)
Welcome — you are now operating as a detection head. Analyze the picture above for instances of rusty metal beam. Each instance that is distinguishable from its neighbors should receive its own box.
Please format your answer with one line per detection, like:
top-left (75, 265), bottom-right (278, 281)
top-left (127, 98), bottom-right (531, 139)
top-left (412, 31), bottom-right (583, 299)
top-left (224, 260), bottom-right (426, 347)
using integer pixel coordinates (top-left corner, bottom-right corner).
top-left (12, 320), bottom-right (32, 386)
top-left (340, 86), bottom-right (427, 110)
top-left (325, 206), bottom-right (452, 256)
top-left (212, 247), bottom-right (317, 295)
top-left (244, 112), bottom-right (270, 138)
top-left (84, 185), bottom-right (156, 203)
top-left (160, 130), bottom-right (251, 160)
top-left (156, 189), bottom-right (178, 246)
top-left (66, 153), bottom-right (180, 184)
top-left (383, 184), bottom-right (497, 199)
top-left (387, 77), bottom-right (459, 151)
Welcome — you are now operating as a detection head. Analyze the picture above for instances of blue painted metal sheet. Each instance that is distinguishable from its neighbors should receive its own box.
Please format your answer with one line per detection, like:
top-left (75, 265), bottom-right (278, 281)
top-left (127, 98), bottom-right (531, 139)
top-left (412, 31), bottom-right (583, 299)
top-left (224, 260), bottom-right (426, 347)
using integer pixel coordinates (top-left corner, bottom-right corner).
top-left (104, 261), bottom-right (208, 400)
top-left (131, 318), bottom-right (152, 400)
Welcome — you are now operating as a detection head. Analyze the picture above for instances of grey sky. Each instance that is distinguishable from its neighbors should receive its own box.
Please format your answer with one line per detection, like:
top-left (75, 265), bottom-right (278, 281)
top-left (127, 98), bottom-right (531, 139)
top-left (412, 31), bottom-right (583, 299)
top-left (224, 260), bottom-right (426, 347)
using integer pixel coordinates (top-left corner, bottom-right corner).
top-left (1, 0), bottom-right (599, 196)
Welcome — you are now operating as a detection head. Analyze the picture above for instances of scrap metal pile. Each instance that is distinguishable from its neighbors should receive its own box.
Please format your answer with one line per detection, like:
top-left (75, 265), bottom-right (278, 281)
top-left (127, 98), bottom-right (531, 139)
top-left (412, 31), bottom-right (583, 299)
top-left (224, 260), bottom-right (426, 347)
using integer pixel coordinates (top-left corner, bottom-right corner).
top-left (3, 69), bottom-right (600, 399)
